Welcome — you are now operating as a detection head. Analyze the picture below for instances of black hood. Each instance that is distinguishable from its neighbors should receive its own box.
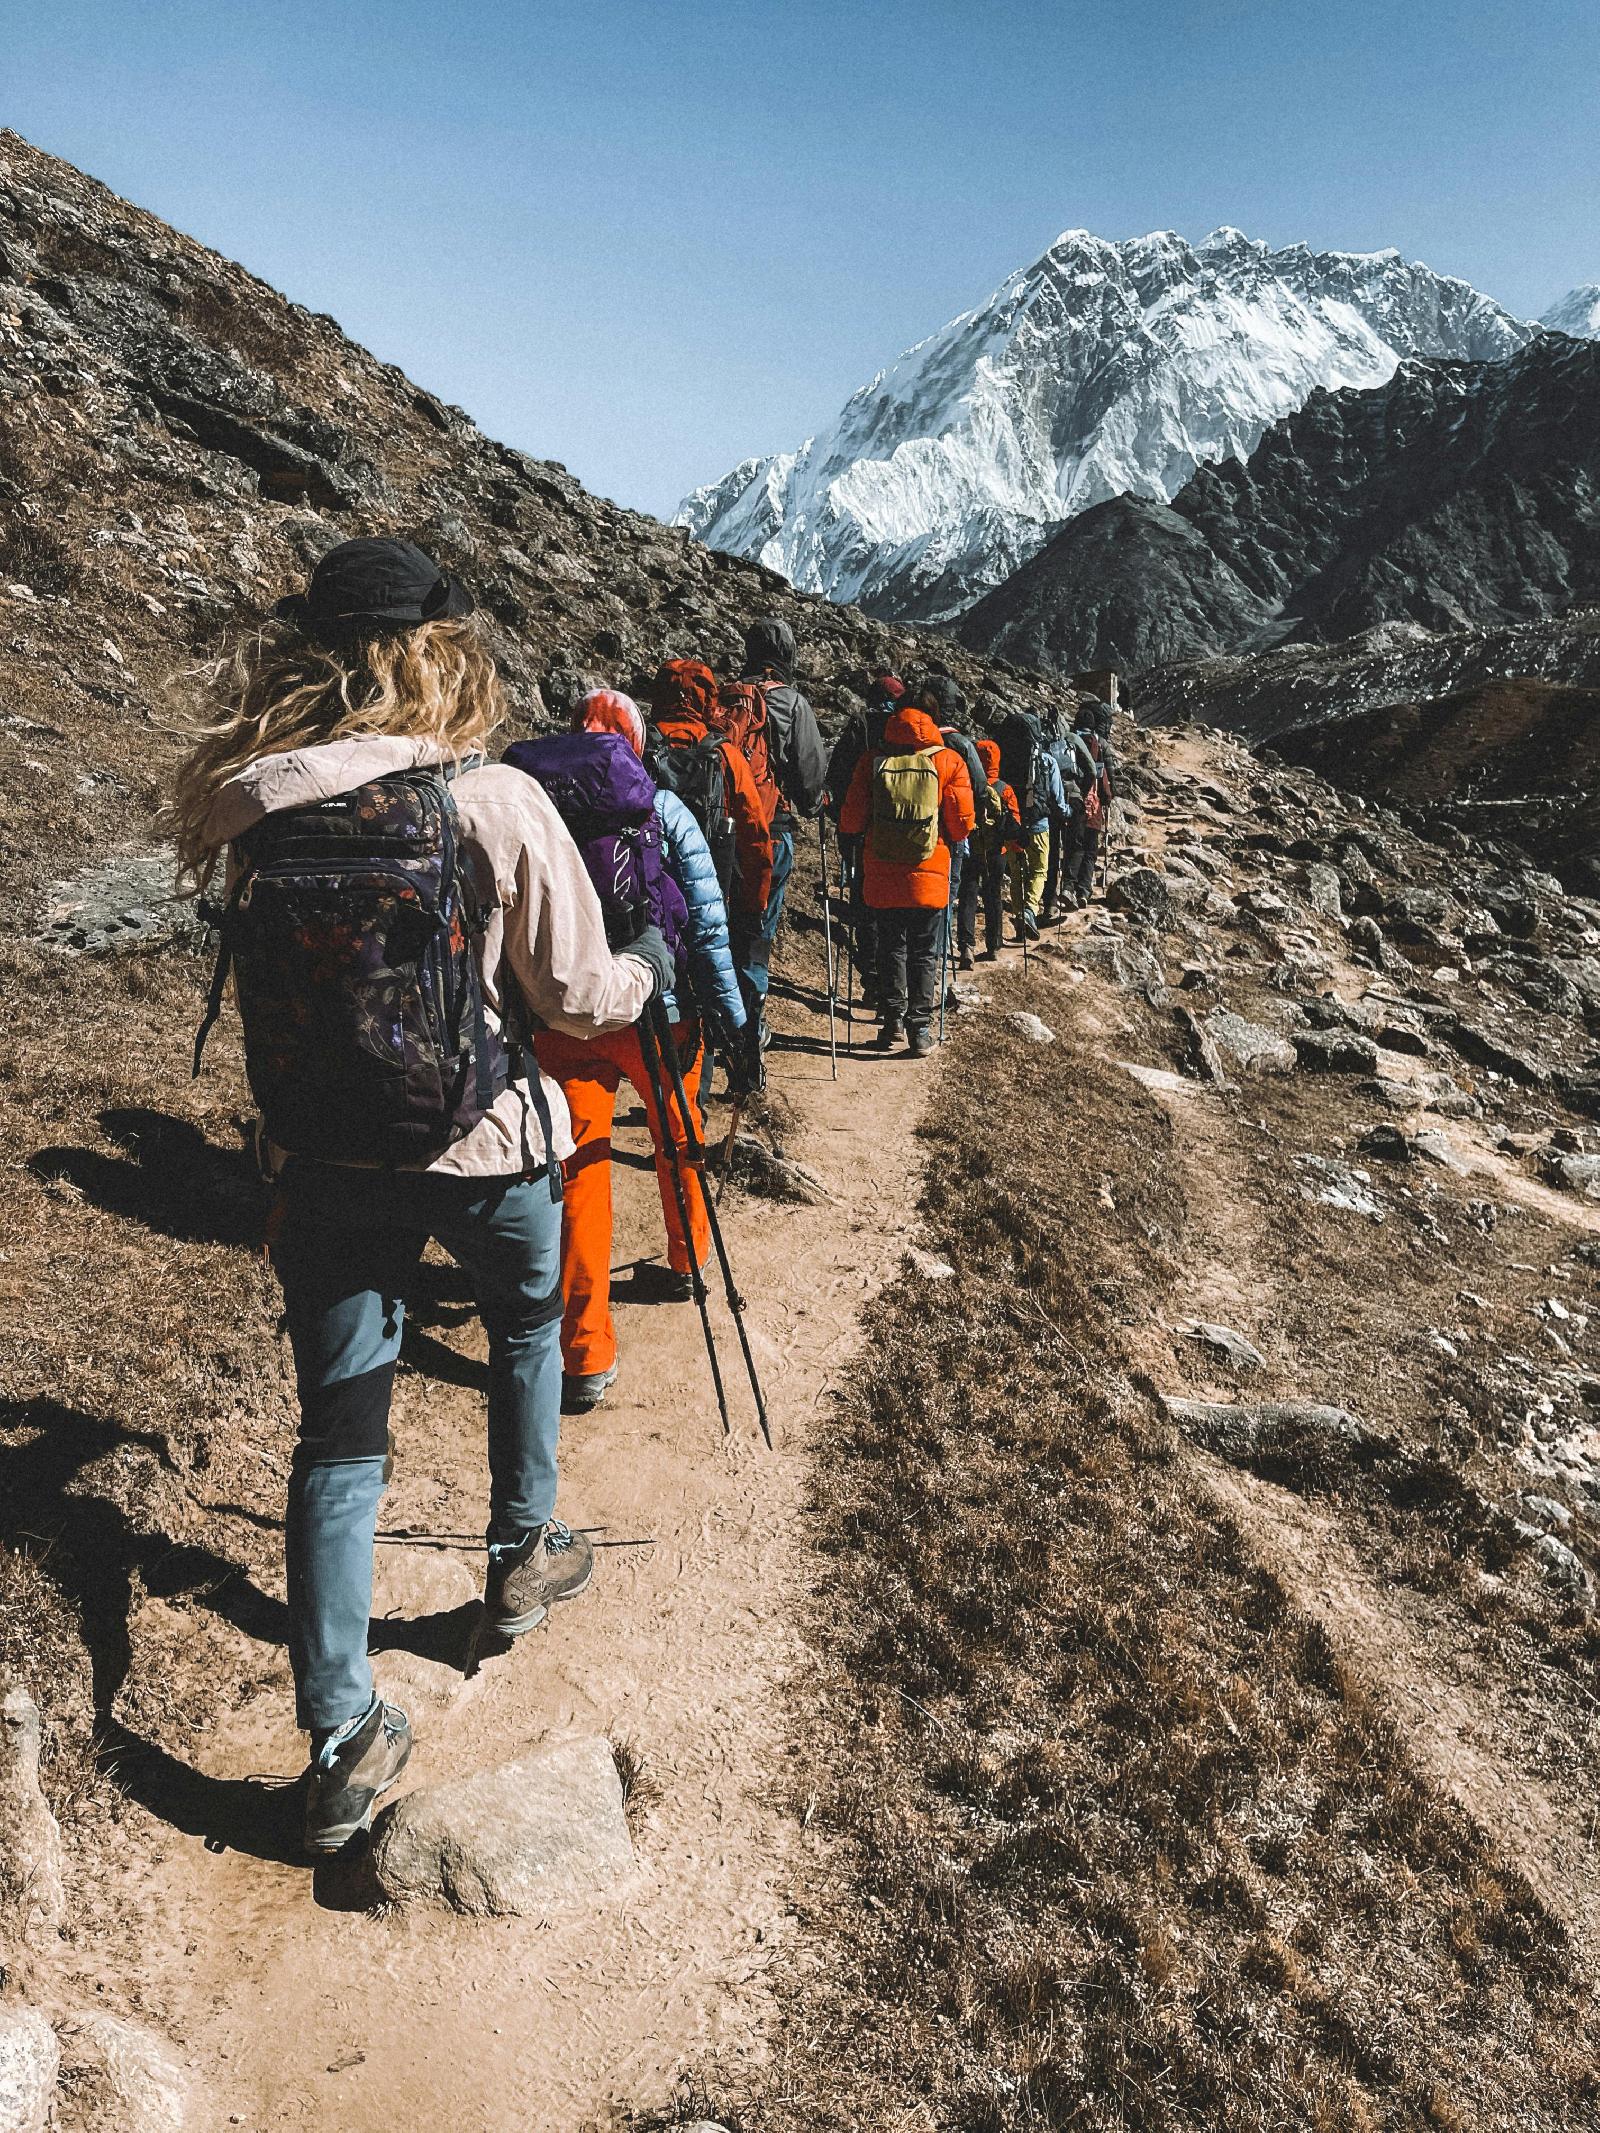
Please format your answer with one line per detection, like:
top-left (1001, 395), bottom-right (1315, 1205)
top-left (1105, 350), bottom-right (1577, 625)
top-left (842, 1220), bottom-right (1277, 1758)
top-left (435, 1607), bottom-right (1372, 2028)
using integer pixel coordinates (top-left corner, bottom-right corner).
top-left (744, 616), bottom-right (796, 680)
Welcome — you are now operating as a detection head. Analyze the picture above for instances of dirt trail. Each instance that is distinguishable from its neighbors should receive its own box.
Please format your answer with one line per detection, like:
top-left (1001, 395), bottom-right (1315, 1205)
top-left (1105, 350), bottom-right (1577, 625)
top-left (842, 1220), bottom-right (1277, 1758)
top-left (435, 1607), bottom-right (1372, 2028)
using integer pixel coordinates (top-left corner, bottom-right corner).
top-left (130, 975), bottom-right (927, 2130)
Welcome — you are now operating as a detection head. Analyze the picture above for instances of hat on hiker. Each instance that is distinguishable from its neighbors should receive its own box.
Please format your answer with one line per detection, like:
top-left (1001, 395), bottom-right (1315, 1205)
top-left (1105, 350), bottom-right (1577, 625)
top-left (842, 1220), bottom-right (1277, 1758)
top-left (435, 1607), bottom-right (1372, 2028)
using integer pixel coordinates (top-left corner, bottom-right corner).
top-left (920, 674), bottom-right (966, 723)
top-left (276, 538), bottom-right (474, 640)
top-left (976, 737), bottom-right (1002, 782)
top-left (575, 687), bottom-right (646, 758)
top-left (744, 617), bottom-right (796, 680)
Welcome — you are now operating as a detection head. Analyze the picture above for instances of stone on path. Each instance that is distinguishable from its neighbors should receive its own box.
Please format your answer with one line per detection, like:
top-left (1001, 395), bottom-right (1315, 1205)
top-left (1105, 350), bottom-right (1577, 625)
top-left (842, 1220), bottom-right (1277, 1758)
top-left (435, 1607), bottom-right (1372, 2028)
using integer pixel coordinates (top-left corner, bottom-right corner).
top-left (1007, 1011), bottom-right (1055, 1045)
top-left (1179, 1321), bottom-right (1267, 1373)
top-left (371, 1735), bottom-right (634, 1917)
top-left (0, 2006), bottom-right (58, 2133)
top-left (1293, 1028), bottom-right (1380, 1075)
top-left (1166, 1397), bottom-right (1374, 1465)
top-left (0, 1682), bottom-right (64, 1942)
top-left (53, 2012), bottom-right (190, 2133)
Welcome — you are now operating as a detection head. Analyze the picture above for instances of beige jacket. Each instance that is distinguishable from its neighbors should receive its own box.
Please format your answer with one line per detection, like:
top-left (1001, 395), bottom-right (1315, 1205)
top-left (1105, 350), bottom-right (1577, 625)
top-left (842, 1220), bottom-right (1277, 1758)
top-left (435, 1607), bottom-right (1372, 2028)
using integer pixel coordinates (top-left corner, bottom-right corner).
top-left (201, 734), bottom-right (654, 1173)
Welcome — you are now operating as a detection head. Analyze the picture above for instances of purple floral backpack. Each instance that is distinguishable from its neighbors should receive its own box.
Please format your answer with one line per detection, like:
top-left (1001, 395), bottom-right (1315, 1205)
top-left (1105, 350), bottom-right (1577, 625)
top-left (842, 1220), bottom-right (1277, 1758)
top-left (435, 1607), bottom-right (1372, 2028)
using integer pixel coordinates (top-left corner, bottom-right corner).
top-left (503, 732), bottom-right (688, 975)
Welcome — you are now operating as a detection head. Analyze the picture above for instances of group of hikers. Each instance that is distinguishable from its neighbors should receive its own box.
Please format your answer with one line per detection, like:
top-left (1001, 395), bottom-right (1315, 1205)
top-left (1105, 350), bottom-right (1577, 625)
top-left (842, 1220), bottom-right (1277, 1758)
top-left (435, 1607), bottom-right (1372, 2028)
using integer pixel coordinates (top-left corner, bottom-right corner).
top-left (168, 537), bottom-right (1114, 1854)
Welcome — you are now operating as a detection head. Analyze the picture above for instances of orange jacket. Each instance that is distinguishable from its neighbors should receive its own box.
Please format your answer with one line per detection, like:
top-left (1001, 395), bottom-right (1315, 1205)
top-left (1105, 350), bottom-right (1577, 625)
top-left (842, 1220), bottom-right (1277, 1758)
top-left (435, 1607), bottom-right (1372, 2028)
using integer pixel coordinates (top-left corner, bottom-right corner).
top-left (653, 711), bottom-right (774, 914)
top-left (839, 706), bottom-right (976, 910)
top-left (975, 739), bottom-right (1023, 856)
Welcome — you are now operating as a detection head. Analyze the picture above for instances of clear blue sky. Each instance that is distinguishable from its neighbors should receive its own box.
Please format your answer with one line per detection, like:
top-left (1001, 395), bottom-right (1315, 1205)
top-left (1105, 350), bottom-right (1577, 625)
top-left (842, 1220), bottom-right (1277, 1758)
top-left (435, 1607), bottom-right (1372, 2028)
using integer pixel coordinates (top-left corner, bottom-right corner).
top-left (7, 0), bottom-right (1597, 518)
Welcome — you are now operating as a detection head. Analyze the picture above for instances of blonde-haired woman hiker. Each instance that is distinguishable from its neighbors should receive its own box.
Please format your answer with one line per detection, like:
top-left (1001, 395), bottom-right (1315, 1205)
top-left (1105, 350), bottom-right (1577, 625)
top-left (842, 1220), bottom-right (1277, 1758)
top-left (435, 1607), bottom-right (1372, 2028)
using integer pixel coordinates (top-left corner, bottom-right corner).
top-left (173, 538), bottom-right (672, 1855)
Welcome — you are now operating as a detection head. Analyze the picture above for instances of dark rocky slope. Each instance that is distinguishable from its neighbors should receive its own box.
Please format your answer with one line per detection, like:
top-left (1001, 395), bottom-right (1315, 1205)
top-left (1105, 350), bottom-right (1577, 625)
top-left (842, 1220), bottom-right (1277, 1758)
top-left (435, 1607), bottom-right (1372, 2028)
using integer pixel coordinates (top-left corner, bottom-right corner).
top-left (0, 130), bottom-right (1038, 935)
top-left (954, 333), bottom-right (1600, 676)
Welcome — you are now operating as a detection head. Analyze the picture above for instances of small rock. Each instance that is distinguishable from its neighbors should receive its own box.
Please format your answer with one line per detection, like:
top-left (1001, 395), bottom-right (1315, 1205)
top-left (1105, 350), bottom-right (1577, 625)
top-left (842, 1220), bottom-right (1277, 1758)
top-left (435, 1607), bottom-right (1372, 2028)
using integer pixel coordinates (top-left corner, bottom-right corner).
top-left (1358, 1122), bottom-right (1414, 1161)
top-left (1178, 1321), bottom-right (1266, 1372)
top-left (54, 2012), bottom-right (190, 2133)
top-left (0, 1682), bottom-right (64, 1941)
top-left (717, 1134), bottom-right (831, 1206)
top-left (1105, 867), bottom-right (1172, 929)
top-left (1204, 1008), bottom-right (1296, 1075)
top-left (907, 1247), bottom-right (956, 1282)
top-left (1530, 1534), bottom-right (1593, 1606)
top-left (0, 2006), bottom-right (58, 2133)
top-left (1294, 1029), bottom-right (1380, 1075)
top-left (1007, 1011), bottom-right (1055, 1045)
top-left (1305, 863), bottom-right (1343, 919)
top-left (1165, 1397), bottom-right (1373, 1467)
top-left (1543, 1151), bottom-right (1600, 1198)
top-left (1295, 1155), bottom-right (1386, 1222)
top-left (1412, 1128), bottom-right (1470, 1175)
top-left (371, 1736), bottom-right (634, 1916)
top-left (1360, 1074), bottom-right (1428, 1112)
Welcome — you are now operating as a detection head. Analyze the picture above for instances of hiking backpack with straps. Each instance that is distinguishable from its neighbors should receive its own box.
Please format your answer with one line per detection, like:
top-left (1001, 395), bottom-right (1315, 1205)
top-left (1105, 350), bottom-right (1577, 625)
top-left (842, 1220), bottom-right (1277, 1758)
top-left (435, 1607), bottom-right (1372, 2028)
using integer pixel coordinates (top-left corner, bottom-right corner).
top-left (502, 733), bottom-right (688, 976)
top-left (192, 768), bottom-right (512, 1165)
top-left (710, 679), bottom-right (782, 827)
top-left (996, 712), bottom-right (1041, 821)
top-left (646, 725), bottom-right (740, 907)
top-left (1079, 730), bottom-right (1110, 828)
top-left (868, 746), bottom-right (941, 867)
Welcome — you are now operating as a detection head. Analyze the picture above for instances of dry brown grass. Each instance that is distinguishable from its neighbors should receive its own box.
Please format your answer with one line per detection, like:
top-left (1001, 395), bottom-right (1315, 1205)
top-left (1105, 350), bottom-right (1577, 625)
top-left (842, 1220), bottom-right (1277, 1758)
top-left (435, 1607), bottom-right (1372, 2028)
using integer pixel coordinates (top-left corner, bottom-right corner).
top-left (641, 969), bottom-right (1600, 2131)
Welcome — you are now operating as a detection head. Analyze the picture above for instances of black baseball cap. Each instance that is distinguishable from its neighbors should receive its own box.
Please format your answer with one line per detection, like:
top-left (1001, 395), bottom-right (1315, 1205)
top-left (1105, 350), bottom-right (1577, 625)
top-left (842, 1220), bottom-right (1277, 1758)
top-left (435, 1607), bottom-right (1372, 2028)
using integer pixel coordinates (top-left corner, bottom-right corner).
top-left (275, 537), bottom-right (474, 637)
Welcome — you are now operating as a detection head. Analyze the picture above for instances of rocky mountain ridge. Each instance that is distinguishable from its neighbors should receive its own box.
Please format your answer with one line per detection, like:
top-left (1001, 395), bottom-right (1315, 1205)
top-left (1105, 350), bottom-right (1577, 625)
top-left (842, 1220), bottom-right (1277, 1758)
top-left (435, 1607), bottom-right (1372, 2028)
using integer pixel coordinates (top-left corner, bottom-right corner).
top-left (677, 225), bottom-right (1535, 623)
top-left (953, 333), bottom-right (1600, 675)
top-left (0, 130), bottom-right (1039, 939)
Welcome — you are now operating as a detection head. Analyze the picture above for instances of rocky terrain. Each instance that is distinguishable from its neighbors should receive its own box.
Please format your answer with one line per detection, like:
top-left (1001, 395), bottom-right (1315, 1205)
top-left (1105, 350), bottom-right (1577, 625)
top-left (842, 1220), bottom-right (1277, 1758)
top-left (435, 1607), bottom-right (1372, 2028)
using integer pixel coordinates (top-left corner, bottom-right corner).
top-left (954, 332), bottom-right (1600, 674)
top-left (5, 124), bottom-right (1600, 2133)
top-left (0, 129), bottom-right (1049, 947)
top-left (678, 226), bottom-right (1530, 623)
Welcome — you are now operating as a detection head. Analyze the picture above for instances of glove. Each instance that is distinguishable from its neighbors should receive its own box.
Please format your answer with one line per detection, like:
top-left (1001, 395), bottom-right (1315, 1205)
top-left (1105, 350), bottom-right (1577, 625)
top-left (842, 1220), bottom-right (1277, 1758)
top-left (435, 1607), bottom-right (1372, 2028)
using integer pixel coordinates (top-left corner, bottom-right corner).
top-left (622, 924), bottom-right (674, 1002)
top-left (721, 1019), bottom-right (763, 1100)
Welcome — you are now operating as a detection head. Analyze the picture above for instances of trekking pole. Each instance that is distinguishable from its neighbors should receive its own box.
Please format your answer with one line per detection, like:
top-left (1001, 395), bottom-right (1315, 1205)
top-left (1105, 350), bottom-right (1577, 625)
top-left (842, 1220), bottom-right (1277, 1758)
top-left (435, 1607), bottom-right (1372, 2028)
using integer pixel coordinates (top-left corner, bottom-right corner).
top-left (938, 882), bottom-right (952, 1045)
top-left (635, 1008), bottom-right (733, 1439)
top-left (715, 1097), bottom-right (744, 1209)
top-left (818, 816), bottom-right (838, 1081)
top-left (648, 1000), bottom-right (773, 1449)
top-left (843, 846), bottom-right (856, 1055)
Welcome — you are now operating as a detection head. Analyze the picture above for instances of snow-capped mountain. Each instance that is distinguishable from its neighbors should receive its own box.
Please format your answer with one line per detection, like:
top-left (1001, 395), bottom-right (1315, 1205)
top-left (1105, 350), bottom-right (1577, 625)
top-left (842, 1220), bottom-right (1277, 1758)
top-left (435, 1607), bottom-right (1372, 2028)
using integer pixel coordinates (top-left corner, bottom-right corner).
top-left (675, 228), bottom-right (1535, 622)
top-left (1542, 285), bottom-right (1600, 339)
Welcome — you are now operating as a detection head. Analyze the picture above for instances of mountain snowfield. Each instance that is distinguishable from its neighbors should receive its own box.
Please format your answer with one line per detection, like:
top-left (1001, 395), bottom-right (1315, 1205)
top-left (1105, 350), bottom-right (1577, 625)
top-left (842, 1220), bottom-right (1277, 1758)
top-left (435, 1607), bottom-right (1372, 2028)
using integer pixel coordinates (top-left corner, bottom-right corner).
top-left (1543, 285), bottom-right (1600, 339)
top-left (675, 227), bottom-right (1538, 623)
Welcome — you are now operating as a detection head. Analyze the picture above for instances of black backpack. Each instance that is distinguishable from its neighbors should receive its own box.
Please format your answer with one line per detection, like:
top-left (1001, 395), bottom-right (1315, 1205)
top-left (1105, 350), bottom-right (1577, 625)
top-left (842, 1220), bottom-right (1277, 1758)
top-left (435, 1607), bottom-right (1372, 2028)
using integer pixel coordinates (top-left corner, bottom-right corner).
top-left (996, 712), bottom-right (1040, 819)
top-left (647, 729), bottom-right (739, 904)
top-left (193, 769), bottom-right (513, 1166)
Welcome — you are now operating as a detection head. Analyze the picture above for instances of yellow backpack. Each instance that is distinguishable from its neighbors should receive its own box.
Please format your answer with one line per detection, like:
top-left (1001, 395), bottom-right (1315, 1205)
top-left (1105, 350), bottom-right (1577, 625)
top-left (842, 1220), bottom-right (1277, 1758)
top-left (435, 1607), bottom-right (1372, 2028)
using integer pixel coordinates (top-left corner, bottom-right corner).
top-left (868, 748), bottom-right (940, 867)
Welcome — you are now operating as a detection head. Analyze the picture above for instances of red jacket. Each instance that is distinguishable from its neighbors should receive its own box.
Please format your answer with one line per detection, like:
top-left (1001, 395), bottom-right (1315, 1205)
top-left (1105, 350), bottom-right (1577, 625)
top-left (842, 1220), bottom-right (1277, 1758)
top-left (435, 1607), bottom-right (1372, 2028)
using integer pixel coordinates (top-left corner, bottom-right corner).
top-left (839, 706), bottom-right (976, 910)
top-left (653, 711), bottom-right (774, 914)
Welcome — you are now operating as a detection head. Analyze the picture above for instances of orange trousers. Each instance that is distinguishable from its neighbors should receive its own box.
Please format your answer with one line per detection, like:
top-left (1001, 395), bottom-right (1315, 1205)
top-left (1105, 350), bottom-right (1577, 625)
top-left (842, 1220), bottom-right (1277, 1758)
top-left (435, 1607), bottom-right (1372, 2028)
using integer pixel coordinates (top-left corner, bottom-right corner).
top-left (534, 1021), bottom-right (710, 1377)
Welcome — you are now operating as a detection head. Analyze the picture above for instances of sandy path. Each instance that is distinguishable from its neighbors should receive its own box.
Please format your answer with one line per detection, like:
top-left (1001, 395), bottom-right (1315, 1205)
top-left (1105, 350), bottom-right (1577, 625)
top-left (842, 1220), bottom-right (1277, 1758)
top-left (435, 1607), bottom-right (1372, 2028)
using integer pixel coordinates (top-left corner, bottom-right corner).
top-left (136, 969), bottom-right (927, 2130)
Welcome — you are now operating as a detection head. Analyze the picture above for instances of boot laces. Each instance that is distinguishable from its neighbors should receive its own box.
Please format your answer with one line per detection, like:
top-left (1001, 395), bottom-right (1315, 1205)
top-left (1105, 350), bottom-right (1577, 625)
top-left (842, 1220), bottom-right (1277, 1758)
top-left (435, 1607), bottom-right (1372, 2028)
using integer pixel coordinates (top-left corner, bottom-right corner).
top-left (544, 1518), bottom-right (576, 1555)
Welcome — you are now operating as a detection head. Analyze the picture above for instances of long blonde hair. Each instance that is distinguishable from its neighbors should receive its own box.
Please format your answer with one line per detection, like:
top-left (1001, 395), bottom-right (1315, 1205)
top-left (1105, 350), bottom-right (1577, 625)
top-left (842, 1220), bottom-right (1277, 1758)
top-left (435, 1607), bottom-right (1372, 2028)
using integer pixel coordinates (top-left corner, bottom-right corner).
top-left (166, 616), bottom-right (502, 889)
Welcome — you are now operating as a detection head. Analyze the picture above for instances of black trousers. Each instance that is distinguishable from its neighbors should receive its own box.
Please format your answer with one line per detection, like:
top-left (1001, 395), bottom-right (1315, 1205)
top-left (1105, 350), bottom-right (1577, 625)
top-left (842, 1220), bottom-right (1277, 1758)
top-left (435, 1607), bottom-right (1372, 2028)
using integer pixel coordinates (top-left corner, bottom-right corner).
top-left (1043, 818), bottom-right (1063, 915)
top-left (875, 906), bottom-right (944, 1032)
top-left (1064, 818), bottom-right (1100, 898)
top-left (956, 847), bottom-right (982, 953)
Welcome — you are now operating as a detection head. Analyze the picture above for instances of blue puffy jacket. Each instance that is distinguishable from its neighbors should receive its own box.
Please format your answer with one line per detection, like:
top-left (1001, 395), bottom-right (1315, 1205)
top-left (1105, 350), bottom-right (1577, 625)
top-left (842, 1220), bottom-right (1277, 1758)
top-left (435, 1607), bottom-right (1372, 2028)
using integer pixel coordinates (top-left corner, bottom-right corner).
top-left (656, 788), bottom-right (746, 1036)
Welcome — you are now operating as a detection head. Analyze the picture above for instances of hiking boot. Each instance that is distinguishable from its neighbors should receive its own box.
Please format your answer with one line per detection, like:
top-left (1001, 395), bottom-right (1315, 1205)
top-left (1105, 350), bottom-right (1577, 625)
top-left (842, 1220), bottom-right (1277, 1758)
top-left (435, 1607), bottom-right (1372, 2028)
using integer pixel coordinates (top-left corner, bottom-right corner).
top-left (907, 1025), bottom-right (933, 1060)
top-left (957, 947), bottom-right (974, 971)
top-left (875, 1019), bottom-right (903, 1051)
top-left (1021, 909), bottom-right (1040, 941)
top-left (978, 947), bottom-right (1000, 962)
top-left (562, 1364), bottom-right (618, 1414)
top-left (483, 1521), bottom-right (594, 1637)
top-left (304, 1697), bottom-right (411, 1857)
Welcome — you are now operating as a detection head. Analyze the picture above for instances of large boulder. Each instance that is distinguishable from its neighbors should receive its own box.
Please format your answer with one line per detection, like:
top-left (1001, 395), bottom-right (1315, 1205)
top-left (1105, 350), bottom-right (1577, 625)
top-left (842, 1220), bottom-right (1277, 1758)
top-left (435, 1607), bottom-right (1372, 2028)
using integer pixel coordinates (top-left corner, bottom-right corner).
top-left (53, 2013), bottom-right (190, 2133)
top-left (1293, 1029), bottom-right (1380, 1075)
top-left (1105, 866), bottom-right (1172, 929)
top-left (0, 2005), bottom-right (57, 2133)
top-left (1204, 1009), bottom-right (1296, 1075)
top-left (371, 1736), bottom-right (634, 1917)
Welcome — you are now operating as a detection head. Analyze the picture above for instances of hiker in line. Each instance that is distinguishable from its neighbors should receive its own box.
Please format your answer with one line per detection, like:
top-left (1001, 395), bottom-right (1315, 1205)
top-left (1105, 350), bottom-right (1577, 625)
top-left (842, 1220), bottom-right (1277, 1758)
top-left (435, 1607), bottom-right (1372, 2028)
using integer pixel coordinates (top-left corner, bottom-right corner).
top-left (995, 704), bottom-right (1068, 941)
top-left (728, 618), bottom-right (828, 1040)
top-left (837, 690), bottom-right (974, 1057)
top-left (824, 665), bottom-right (902, 1004)
top-left (921, 676), bottom-right (988, 1010)
top-left (648, 658), bottom-right (774, 1048)
top-left (961, 736), bottom-right (1022, 964)
top-left (171, 538), bottom-right (674, 1855)
top-left (1061, 698), bottom-right (1116, 906)
top-left (520, 689), bottom-right (754, 1413)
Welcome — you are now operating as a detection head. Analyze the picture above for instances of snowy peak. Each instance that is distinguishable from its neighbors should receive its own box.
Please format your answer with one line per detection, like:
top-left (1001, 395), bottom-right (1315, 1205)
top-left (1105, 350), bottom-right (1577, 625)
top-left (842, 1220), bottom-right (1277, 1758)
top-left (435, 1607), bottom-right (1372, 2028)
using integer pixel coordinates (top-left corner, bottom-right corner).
top-left (1542, 285), bottom-right (1600, 339)
top-left (677, 229), bottom-right (1536, 622)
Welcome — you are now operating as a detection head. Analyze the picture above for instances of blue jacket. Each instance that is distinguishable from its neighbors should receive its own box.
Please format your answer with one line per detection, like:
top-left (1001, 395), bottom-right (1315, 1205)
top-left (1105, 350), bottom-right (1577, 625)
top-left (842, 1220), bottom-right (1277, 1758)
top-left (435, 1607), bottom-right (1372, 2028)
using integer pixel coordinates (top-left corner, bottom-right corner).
top-left (656, 788), bottom-right (746, 1035)
top-left (1021, 743), bottom-right (1069, 834)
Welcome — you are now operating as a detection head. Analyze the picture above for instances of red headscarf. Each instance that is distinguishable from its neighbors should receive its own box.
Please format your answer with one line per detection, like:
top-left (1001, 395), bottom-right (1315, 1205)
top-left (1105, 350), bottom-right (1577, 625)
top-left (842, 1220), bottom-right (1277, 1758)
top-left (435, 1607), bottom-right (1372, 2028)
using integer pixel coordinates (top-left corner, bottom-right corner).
top-left (575, 687), bottom-right (645, 758)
